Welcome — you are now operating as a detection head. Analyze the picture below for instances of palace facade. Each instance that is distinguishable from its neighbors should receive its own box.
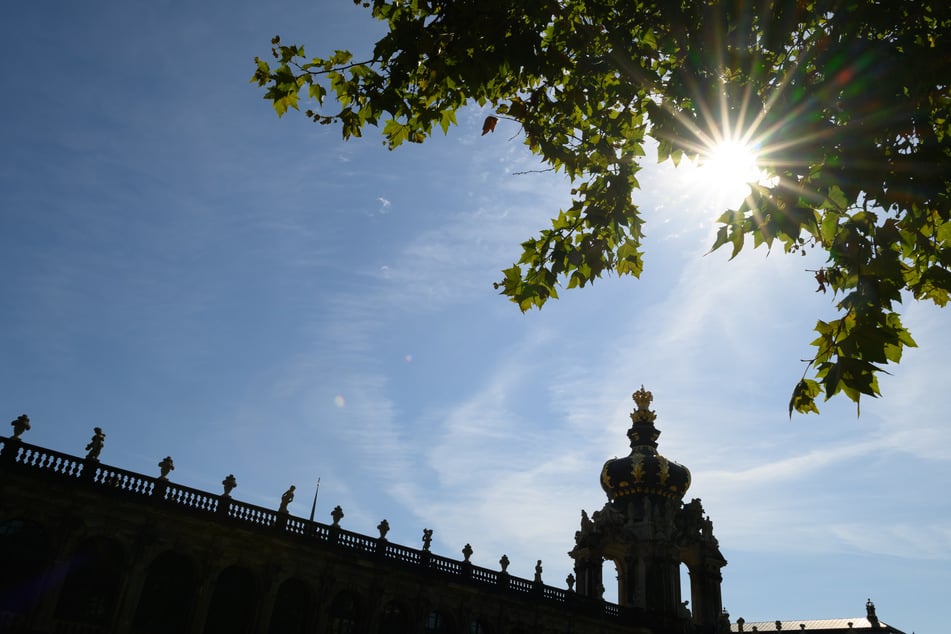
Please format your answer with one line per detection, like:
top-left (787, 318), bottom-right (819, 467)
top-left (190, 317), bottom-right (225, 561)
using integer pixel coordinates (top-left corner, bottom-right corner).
top-left (0, 390), bottom-right (906, 634)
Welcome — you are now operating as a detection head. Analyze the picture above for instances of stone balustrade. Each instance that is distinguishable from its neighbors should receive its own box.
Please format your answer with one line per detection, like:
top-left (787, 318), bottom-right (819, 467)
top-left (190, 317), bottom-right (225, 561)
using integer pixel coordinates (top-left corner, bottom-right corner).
top-left (0, 433), bottom-right (595, 616)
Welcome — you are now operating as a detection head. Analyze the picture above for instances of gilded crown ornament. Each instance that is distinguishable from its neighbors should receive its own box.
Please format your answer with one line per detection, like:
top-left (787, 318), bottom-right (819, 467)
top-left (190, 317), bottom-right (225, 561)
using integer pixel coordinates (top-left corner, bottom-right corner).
top-left (630, 385), bottom-right (657, 423)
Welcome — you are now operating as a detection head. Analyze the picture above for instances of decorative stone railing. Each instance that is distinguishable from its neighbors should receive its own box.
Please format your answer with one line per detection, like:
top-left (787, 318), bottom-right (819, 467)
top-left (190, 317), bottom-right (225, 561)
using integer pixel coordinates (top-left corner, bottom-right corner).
top-left (0, 435), bottom-right (617, 617)
top-left (382, 541), bottom-right (421, 565)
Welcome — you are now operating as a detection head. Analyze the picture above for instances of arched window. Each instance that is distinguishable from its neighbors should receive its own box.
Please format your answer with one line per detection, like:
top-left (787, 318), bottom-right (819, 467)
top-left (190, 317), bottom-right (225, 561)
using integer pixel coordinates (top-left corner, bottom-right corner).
top-left (607, 557), bottom-right (624, 605)
top-left (424, 610), bottom-right (453, 634)
top-left (329, 591), bottom-right (361, 634)
top-left (469, 618), bottom-right (490, 634)
top-left (378, 600), bottom-right (409, 634)
top-left (269, 577), bottom-right (311, 634)
top-left (679, 562), bottom-right (693, 619)
top-left (204, 565), bottom-right (258, 634)
top-left (0, 519), bottom-right (50, 623)
top-left (54, 537), bottom-right (124, 629)
top-left (132, 550), bottom-right (196, 633)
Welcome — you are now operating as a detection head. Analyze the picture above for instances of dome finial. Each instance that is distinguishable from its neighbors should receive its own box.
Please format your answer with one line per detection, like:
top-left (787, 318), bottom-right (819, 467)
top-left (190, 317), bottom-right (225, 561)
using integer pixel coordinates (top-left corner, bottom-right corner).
top-left (601, 387), bottom-right (690, 501)
top-left (631, 385), bottom-right (657, 423)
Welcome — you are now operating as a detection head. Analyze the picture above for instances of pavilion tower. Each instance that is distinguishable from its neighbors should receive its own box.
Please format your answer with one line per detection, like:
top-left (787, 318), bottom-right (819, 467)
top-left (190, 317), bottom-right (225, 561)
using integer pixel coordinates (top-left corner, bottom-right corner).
top-left (569, 387), bottom-right (727, 634)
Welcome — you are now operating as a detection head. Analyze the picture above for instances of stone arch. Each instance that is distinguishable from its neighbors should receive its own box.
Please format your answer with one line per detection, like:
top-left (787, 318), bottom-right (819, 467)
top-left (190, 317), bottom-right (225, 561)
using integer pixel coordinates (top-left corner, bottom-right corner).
top-left (54, 535), bottom-right (125, 629)
top-left (378, 599), bottom-right (411, 634)
top-left (0, 518), bottom-right (51, 625)
top-left (203, 564), bottom-right (260, 634)
top-left (604, 555), bottom-right (625, 605)
top-left (132, 549), bottom-right (196, 633)
top-left (268, 576), bottom-right (312, 634)
top-left (328, 589), bottom-right (363, 634)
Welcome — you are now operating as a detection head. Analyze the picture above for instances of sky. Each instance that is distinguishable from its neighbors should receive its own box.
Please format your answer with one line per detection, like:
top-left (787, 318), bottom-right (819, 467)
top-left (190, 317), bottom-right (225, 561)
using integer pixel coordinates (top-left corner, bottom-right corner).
top-left (1, 2), bottom-right (948, 632)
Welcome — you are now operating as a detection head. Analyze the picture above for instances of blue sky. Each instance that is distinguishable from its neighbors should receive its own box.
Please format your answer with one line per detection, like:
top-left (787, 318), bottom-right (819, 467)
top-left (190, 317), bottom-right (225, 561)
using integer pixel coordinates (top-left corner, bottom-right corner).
top-left (1, 2), bottom-right (948, 632)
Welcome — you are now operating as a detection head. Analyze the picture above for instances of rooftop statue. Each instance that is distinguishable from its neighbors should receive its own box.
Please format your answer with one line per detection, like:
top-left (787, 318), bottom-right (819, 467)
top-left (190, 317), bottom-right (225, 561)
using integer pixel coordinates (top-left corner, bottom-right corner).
top-left (158, 456), bottom-right (174, 480)
top-left (331, 505), bottom-right (344, 526)
top-left (85, 427), bottom-right (106, 461)
top-left (10, 414), bottom-right (30, 439)
top-left (279, 485), bottom-right (295, 513)
top-left (221, 474), bottom-right (237, 497)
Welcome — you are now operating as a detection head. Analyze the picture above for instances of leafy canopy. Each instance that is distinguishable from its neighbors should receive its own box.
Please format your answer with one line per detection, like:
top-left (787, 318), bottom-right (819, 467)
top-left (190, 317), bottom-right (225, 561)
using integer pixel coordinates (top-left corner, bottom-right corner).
top-left (252, 0), bottom-right (951, 415)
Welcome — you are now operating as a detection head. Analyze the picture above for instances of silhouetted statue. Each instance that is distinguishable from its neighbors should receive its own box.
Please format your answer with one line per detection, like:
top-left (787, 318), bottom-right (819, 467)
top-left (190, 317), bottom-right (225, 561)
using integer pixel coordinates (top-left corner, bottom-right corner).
top-left (678, 601), bottom-right (691, 619)
top-left (499, 554), bottom-right (510, 573)
top-left (566, 573), bottom-right (575, 592)
top-left (10, 415), bottom-right (30, 439)
top-left (279, 485), bottom-right (295, 513)
top-left (679, 497), bottom-right (705, 536)
top-left (422, 528), bottom-right (433, 551)
top-left (377, 519), bottom-right (390, 539)
top-left (158, 456), bottom-right (174, 479)
top-left (866, 599), bottom-right (879, 627)
top-left (331, 505), bottom-right (344, 526)
top-left (85, 427), bottom-right (106, 461)
top-left (581, 509), bottom-right (593, 531)
top-left (462, 543), bottom-right (473, 561)
top-left (534, 560), bottom-right (543, 583)
top-left (222, 474), bottom-right (237, 497)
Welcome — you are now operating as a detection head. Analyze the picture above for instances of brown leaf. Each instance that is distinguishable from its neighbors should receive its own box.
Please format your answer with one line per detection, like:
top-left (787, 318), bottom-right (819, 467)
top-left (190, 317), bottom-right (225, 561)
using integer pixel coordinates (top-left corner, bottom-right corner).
top-left (481, 115), bottom-right (498, 135)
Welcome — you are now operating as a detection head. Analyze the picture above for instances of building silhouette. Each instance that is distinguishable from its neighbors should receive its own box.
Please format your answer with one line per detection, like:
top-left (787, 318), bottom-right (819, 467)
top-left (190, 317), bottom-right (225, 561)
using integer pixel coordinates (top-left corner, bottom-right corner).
top-left (0, 391), bottom-right (906, 633)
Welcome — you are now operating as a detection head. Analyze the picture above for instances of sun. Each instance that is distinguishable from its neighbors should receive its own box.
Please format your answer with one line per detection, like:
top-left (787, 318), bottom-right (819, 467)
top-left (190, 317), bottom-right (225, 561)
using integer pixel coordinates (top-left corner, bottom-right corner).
top-left (704, 139), bottom-right (761, 185)
top-left (693, 137), bottom-right (768, 205)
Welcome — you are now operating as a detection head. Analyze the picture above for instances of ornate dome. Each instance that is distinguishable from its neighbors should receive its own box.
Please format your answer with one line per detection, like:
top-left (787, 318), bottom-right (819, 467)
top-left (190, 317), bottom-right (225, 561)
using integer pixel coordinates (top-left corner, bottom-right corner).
top-left (600, 387), bottom-right (691, 502)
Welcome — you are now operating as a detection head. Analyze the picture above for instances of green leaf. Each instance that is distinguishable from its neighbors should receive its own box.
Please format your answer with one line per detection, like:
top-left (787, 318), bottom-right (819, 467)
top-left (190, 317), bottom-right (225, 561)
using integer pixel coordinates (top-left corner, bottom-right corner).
top-left (789, 379), bottom-right (821, 416)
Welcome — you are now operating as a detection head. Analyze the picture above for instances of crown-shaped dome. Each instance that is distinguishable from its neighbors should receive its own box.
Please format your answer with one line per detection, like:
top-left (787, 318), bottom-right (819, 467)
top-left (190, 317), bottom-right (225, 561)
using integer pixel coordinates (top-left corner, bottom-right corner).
top-left (599, 387), bottom-right (691, 502)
